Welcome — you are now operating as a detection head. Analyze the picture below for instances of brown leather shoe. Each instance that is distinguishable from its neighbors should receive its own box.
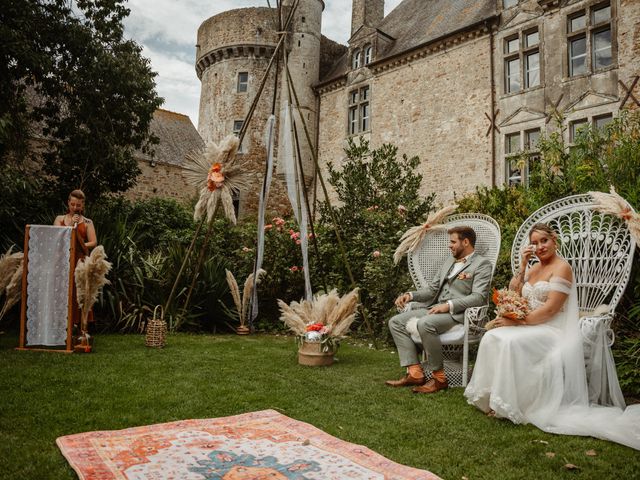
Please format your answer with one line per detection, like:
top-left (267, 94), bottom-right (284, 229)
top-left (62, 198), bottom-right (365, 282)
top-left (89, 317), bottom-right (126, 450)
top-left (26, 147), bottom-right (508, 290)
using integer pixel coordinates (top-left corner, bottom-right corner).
top-left (411, 377), bottom-right (448, 393)
top-left (385, 375), bottom-right (426, 387)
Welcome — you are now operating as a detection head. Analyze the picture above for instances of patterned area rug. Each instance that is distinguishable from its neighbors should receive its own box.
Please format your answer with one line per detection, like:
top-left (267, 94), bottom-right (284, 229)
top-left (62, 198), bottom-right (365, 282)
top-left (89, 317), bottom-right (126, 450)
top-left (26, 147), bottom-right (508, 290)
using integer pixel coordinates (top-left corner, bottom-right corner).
top-left (57, 409), bottom-right (441, 479)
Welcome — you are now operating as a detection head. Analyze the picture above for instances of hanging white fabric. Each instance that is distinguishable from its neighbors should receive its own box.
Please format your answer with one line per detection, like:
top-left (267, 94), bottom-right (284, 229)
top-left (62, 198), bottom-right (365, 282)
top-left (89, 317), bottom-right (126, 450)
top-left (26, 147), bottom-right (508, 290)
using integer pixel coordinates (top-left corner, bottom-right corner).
top-left (281, 102), bottom-right (312, 301)
top-left (26, 225), bottom-right (71, 346)
top-left (251, 114), bottom-right (276, 323)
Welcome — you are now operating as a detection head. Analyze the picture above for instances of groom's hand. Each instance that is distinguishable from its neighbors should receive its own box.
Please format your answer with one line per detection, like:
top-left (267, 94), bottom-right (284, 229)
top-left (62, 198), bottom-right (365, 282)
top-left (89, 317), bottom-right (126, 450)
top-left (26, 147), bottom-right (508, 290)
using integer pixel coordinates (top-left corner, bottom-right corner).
top-left (395, 293), bottom-right (412, 310)
top-left (428, 303), bottom-right (450, 314)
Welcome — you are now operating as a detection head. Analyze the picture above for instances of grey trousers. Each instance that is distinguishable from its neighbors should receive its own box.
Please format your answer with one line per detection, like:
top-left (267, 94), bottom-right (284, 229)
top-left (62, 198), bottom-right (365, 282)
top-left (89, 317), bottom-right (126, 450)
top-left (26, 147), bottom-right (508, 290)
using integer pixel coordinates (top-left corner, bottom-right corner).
top-left (388, 309), bottom-right (457, 371)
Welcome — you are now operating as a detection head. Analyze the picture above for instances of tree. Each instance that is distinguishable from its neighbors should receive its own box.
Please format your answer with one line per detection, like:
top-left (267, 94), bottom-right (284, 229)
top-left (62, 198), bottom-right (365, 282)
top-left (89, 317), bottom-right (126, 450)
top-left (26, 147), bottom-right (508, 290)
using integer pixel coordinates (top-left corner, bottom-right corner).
top-left (0, 0), bottom-right (163, 202)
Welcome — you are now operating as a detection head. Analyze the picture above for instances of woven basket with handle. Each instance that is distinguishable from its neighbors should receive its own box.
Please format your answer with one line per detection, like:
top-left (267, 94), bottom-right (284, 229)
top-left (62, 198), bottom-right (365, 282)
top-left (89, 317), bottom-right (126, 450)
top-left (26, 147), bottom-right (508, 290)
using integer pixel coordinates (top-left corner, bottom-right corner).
top-left (145, 305), bottom-right (167, 348)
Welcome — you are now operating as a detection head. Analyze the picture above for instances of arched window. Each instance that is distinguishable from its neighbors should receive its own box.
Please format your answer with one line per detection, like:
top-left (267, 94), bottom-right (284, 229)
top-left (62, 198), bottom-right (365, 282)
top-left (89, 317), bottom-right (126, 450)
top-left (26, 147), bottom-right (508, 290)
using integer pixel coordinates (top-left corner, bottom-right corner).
top-left (364, 44), bottom-right (373, 65)
top-left (352, 50), bottom-right (361, 69)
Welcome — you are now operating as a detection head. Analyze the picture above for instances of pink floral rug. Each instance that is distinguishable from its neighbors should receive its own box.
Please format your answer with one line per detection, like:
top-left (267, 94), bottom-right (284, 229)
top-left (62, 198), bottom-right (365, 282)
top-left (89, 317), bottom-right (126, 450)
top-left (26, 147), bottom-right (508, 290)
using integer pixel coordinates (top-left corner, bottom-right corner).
top-left (56, 409), bottom-right (441, 479)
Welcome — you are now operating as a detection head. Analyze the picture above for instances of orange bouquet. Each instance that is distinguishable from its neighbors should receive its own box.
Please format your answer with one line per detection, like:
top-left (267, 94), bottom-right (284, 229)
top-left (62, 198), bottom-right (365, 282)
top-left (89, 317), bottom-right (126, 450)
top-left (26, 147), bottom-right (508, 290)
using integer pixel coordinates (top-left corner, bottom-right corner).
top-left (486, 288), bottom-right (530, 329)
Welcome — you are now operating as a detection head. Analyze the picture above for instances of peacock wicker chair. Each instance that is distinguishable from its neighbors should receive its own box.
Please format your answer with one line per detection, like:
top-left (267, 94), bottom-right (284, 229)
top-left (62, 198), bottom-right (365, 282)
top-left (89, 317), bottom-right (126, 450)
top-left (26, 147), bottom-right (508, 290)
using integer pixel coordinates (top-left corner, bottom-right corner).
top-left (511, 193), bottom-right (637, 406)
top-left (406, 213), bottom-right (501, 387)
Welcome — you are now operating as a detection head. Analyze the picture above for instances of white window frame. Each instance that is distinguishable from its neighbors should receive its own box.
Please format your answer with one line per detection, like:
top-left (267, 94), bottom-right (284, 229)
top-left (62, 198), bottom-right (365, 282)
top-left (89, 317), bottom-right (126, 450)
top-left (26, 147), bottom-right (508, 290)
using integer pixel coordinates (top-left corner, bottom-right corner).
top-left (233, 120), bottom-right (245, 153)
top-left (363, 45), bottom-right (373, 65)
top-left (237, 72), bottom-right (248, 93)
top-left (347, 86), bottom-right (371, 135)
top-left (504, 128), bottom-right (541, 186)
top-left (567, 2), bottom-right (613, 78)
top-left (352, 50), bottom-right (361, 69)
top-left (503, 27), bottom-right (540, 94)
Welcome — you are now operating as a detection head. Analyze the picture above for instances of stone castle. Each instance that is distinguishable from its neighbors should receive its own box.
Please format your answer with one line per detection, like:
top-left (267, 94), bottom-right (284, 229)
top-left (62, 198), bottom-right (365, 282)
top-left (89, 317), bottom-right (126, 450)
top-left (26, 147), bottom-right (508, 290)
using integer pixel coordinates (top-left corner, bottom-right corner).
top-left (194, 0), bottom-right (640, 214)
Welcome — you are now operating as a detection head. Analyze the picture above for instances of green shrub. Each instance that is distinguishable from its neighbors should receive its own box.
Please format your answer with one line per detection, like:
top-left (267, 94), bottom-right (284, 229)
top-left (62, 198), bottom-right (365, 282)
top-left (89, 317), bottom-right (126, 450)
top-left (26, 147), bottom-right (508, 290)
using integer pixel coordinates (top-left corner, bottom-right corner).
top-left (317, 138), bottom-right (435, 340)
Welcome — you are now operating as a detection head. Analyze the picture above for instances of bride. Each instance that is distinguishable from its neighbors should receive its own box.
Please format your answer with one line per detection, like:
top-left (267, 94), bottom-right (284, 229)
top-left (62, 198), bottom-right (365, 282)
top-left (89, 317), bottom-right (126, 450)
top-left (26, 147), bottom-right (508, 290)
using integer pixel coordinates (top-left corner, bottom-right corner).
top-left (464, 223), bottom-right (640, 450)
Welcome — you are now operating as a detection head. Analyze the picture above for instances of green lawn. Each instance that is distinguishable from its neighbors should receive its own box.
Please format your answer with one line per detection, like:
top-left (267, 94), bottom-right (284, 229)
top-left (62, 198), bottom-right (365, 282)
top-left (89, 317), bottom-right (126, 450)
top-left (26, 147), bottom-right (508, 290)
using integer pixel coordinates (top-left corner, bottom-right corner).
top-left (1, 333), bottom-right (638, 479)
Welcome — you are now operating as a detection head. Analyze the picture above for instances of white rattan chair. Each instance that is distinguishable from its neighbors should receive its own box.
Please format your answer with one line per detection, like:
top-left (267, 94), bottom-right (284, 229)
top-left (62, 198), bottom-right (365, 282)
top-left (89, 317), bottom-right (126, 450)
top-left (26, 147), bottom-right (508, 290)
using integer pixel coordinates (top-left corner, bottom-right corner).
top-left (511, 194), bottom-right (637, 406)
top-left (405, 213), bottom-right (501, 387)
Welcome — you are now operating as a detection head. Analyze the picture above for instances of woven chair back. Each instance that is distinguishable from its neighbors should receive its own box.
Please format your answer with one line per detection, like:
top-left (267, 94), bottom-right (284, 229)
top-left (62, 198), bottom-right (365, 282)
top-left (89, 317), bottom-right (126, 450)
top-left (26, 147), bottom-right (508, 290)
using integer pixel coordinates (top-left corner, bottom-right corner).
top-left (408, 213), bottom-right (501, 290)
top-left (511, 194), bottom-right (637, 315)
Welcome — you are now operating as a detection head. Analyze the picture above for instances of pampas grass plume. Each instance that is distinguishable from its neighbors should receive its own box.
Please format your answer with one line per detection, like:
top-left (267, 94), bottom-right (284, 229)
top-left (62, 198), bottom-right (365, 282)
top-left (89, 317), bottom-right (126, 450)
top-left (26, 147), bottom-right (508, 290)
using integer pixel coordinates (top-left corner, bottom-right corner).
top-left (0, 263), bottom-right (23, 322)
top-left (74, 246), bottom-right (112, 314)
top-left (0, 247), bottom-right (23, 294)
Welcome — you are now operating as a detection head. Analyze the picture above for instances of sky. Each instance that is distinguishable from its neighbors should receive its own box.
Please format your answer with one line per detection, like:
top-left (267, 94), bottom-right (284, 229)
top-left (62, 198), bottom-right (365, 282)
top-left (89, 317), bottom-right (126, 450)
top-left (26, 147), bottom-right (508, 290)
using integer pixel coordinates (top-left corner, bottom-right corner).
top-left (123, 0), bottom-right (404, 128)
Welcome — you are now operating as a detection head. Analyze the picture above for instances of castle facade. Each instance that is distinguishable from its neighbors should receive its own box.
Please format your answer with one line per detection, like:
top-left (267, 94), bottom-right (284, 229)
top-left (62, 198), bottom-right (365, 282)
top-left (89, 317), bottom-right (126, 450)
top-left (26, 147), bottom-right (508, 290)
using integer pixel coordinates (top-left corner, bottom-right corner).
top-left (195, 0), bottom-right (640, 213)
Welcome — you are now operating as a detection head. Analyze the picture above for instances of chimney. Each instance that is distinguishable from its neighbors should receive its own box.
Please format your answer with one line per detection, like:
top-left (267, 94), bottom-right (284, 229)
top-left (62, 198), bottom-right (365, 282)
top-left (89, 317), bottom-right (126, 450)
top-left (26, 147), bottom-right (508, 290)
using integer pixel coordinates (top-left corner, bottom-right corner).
top-left (351, 0), bottom-right (384, 37)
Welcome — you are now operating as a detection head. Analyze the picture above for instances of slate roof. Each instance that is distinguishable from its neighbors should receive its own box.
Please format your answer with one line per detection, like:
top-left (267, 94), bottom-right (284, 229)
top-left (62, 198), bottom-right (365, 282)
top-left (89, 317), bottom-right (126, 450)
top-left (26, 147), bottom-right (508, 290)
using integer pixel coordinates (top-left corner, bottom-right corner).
top-left (140, 109), bottom-right (204, 167)
top-left (319, 0), bottom-right (497, 85)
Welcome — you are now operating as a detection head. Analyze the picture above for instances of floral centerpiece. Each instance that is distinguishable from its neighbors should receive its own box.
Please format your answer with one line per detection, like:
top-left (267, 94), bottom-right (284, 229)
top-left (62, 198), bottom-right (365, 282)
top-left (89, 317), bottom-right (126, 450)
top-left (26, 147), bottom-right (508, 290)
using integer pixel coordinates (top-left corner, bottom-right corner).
top-left (485, 288), bottom-right (530, 330)
top-left (278, 288), bottom-right (360, 355)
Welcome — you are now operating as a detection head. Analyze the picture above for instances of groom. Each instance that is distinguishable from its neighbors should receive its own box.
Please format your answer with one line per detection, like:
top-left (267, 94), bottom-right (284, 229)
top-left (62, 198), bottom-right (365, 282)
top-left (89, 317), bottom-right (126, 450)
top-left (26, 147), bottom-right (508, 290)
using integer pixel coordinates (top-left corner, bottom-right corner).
top-left (386, 226), bottom-right (492, 393)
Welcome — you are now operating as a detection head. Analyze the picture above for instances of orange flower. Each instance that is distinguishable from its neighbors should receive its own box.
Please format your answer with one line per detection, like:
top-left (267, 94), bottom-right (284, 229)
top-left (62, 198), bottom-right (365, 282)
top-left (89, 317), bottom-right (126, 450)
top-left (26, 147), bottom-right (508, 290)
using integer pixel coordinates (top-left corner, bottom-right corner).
top-left (207, 163), bottom-right (225, 191)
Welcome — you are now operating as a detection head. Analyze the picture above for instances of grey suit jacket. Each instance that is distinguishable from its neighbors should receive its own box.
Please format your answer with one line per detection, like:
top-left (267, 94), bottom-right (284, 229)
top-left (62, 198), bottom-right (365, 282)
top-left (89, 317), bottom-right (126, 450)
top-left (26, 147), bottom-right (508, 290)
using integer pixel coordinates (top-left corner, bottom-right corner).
top-left (410, 253), bottom-right (493, 322)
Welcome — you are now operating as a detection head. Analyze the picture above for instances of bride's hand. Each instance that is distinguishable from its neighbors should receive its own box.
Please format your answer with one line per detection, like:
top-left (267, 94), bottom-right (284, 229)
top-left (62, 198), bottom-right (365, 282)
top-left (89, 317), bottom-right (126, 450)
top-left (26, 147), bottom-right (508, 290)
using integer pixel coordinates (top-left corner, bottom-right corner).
top-left (492, 316), bottom-right (520, 328)
top-left (520, 244), bottom-right (536, 268)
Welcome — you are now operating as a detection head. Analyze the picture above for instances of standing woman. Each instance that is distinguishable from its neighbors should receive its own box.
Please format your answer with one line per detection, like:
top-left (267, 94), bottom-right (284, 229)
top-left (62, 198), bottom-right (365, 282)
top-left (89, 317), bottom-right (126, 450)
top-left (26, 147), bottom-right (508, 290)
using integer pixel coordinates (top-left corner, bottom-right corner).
top-left (54, 189), bottom-right (97, 251)
top-left (54, 189), bottom-right (97, 327)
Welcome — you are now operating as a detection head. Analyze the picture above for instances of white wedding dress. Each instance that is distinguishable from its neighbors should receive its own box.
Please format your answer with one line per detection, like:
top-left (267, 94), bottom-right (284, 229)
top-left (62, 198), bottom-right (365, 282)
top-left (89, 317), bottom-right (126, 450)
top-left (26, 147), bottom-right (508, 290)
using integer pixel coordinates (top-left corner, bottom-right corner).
top-left (464, 277), bottom-right (640, 450)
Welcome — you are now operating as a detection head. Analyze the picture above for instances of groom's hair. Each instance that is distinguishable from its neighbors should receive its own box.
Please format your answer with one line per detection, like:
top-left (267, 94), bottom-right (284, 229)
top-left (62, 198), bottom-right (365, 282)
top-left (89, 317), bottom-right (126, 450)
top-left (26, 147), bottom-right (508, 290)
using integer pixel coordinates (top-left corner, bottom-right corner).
top-left (448, 226), bottom-right (476, 247)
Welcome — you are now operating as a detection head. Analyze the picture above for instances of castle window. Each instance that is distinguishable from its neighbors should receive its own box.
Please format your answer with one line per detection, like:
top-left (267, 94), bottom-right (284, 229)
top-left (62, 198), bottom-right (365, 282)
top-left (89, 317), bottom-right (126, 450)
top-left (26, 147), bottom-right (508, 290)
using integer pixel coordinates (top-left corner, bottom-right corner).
top-left (567, 2), bottom-right (613, 77)
top-left (348, 86), bottom-right (371, 135)
top-left (504, 128), bottom-right (541, 186)
top-left (364, 45), bottom-right (373, 65)
top-left (233, 120), bottom-right (245, 153)
top-left (352, 50), bottom-right (361, 69)
top-left (237, 72), bottom-right (248, 93)
top-left (503, 28), bottom-right (541, 94)
top-left (569, 113), bottom-right (612, 142)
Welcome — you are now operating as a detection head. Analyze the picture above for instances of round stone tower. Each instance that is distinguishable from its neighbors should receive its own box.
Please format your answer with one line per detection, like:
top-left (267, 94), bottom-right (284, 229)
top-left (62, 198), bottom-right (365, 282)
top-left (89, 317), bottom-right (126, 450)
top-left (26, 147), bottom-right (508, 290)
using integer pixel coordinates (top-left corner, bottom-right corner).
top-left (195, 2), bottom-right (323, 214)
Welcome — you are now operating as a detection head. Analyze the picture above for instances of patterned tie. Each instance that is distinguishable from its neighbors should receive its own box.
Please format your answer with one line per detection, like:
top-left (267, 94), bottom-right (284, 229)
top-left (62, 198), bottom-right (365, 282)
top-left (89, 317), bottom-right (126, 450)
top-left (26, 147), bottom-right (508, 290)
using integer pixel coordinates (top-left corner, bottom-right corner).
top-left (454, 257), bottom-right (467, 263)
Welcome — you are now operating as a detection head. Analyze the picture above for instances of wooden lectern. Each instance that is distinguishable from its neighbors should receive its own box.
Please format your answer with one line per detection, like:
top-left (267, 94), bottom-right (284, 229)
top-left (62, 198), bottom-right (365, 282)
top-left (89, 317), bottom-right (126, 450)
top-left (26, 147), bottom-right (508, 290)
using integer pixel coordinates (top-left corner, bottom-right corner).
top-left (17, 225), bottom-right (86, 353)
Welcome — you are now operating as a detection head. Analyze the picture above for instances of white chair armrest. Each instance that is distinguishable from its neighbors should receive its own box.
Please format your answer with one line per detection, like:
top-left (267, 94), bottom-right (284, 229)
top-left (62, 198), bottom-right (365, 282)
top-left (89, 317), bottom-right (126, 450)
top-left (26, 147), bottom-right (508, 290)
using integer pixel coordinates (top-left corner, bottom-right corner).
top-left (580, 314), bottom-right (615, 348)
top-left (464, 305), bottom-right (490, 334)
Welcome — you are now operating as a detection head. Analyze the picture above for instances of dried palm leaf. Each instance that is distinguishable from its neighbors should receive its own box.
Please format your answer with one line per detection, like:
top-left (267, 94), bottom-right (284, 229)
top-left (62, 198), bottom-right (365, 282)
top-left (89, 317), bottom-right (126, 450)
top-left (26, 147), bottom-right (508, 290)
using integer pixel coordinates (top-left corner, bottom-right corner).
top-left (74, 246), bottom-right (112, 315)
top-left (241, 269), bottom-right (266, 325)
top-left (590, 186), bottom-right (640, 243)
top-left (0, 264), bottom-right (23, 322)
top-left (0, 248), bottom-right (23, 294)
top-left (393, 205), bottom-right (458, 264)
top-left (225, 269), bottom-right (242, 317)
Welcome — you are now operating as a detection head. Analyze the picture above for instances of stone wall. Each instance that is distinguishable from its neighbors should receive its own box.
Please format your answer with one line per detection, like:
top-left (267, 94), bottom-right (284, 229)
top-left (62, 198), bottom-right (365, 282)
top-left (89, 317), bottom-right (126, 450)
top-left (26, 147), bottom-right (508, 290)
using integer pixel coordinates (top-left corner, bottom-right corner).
top-left (318, 34), bottom-right (494, 206)
top-left (126, 160), bottom-right (196, 203)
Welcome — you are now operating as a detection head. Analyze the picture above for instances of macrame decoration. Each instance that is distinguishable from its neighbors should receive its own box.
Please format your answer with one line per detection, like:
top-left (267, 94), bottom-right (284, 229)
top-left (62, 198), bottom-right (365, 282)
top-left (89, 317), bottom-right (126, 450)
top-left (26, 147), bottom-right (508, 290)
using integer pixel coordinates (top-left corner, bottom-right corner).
top-left (393, 205), bottom-right (458, 265)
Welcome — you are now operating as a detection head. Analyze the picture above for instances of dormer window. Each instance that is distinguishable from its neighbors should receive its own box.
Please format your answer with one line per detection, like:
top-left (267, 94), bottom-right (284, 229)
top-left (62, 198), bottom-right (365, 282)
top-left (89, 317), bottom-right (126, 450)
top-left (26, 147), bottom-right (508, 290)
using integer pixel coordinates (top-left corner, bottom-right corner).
top-left (352, 50), bottom-right (361, 69)
top-left (364, 45), bottom-right (373, 65)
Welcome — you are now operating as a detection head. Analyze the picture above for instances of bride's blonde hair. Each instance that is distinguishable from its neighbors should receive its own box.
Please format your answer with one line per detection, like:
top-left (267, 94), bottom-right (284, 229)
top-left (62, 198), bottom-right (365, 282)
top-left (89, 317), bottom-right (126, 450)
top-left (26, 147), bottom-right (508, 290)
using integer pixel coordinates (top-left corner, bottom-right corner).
top-left (529, 223), bottom-right (558, 244)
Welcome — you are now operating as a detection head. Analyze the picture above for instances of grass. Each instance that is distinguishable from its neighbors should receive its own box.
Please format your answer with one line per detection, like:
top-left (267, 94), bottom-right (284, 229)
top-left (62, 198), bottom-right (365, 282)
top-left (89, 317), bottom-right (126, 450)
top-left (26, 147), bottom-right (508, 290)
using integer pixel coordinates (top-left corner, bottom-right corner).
top-left (1, 332), bottom-right (638, 479)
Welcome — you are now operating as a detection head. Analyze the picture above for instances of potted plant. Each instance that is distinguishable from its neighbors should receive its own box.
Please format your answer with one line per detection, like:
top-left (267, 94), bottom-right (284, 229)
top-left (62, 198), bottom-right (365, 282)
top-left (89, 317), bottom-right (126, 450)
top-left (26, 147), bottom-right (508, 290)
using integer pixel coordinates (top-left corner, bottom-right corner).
top-left (278, 288), bottom-right (359, 366)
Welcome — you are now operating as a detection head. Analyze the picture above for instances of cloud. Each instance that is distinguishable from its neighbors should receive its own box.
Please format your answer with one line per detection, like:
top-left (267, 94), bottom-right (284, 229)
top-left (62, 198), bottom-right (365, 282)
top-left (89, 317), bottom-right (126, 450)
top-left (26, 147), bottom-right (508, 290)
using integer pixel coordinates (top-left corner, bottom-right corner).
top-left (124, 0), bottom-right (405, 128)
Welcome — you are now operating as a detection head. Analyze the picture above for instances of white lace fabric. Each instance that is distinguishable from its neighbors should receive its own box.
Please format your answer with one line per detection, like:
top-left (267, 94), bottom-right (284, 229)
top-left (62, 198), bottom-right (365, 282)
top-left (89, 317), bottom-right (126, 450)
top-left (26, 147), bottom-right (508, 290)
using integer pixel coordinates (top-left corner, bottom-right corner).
top-left (465, 278), bottom-right (640, 450)
top-left (26, 226), bottom-right (71, 346)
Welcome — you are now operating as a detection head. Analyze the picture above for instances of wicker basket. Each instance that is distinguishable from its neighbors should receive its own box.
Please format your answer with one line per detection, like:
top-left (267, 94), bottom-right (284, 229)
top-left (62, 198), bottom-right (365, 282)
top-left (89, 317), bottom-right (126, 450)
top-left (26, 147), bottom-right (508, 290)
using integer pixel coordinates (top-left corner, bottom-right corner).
top-left (145, 305), bottom-right (167, 348)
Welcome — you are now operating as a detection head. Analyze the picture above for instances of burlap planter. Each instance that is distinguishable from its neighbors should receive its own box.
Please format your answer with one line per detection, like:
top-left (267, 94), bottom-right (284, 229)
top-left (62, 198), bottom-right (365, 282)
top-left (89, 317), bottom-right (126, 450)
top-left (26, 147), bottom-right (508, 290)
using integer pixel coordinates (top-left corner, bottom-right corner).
top-left (298, 341), bottom-right (334, 366)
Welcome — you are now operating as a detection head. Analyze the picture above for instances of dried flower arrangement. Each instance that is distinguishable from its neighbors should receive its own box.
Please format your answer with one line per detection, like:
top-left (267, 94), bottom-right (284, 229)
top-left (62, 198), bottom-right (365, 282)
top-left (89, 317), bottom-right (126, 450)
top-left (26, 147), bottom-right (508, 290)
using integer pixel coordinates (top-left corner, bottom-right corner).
top-left (589, 186), bottom-right (640, 243)
top-left (485, 288), bottom-right (530, 330)
top-left (74, 246), bottom-right (112, 352)
top-left (0, 247), bottom-right (24, 323)
top-left (223, 268), bottom-right (266, 334)
top-left (278, 288), bottom-right (360, 352)
top-left (183, 135), bottom-right (252, 225)
top-left (393, 205), bottom-right (458, 265)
